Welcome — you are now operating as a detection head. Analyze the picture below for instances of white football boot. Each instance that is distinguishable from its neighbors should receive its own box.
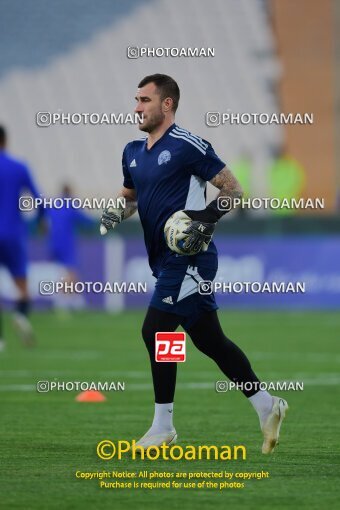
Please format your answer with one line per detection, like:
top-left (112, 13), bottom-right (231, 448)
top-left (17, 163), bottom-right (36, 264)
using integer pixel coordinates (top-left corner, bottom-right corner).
top-left (135, 429), bottom-right (177, 450)
top-left (261, 396), bottom-right (289, 454)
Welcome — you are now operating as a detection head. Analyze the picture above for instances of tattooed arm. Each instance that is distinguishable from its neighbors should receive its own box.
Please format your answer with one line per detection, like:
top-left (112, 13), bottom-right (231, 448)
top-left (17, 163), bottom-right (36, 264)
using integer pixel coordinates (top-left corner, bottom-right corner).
top-left (209, 167), bottom-right (243, 206)
top-left (184, 166), bottom-right (243, 223)
top-left (118, 186), bottom-right (138, 220)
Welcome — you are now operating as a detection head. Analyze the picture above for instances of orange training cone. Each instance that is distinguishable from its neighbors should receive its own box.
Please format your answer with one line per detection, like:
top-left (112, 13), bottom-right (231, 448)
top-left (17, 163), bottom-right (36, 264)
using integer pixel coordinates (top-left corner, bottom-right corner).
top-left (76, 390), bottom-right (106, 402)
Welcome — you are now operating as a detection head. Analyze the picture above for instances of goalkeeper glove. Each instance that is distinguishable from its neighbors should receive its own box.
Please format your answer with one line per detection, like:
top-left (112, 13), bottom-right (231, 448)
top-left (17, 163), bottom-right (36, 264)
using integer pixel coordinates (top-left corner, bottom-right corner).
top-left (184, 197), bottom-right (230, 223)
top-left (182, 198), bottom-right (230, 253)
top-left (100, 206), bottom-right (124, 235)
top-left (181, 220), bottom-right (216, 253)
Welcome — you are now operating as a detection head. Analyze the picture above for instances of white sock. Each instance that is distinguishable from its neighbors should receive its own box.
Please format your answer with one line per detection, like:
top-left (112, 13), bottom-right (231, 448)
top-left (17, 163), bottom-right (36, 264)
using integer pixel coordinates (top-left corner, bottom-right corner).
top-left (149, 403), bottom-right (174, 434)
top-left (248, 391), bottom-right (273, 426)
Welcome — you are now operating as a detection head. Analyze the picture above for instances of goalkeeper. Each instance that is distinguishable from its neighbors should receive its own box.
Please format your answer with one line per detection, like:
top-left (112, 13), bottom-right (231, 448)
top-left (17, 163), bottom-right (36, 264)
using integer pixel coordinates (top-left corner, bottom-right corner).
top-left (100, 74), bottom-right (288, 454)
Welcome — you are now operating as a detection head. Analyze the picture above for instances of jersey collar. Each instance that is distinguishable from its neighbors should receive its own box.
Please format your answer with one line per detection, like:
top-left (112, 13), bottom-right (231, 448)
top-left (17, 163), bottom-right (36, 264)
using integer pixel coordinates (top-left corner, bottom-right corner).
top-left (144, 123), bottom-right (176, 152)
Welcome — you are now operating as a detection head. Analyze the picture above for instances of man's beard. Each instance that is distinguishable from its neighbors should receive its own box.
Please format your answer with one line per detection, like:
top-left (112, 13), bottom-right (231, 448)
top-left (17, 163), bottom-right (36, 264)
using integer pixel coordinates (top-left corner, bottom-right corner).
top-left (139, 110), bottom-right (165, 133)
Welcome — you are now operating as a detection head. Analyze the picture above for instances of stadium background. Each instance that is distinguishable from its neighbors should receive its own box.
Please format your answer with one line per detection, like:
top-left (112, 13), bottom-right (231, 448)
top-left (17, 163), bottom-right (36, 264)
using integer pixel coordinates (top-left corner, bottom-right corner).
top-left (0, 0), bottom-right (339, 311)
top-left (0, 0), bottom-right (340, 310)
top-left (0, 1), bottom-right (339, 510)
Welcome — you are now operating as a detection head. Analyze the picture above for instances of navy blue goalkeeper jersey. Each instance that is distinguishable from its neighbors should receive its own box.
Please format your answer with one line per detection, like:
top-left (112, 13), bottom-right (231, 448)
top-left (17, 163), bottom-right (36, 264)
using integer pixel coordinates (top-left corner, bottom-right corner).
top-left (122, 124), bottom-right (225, 276)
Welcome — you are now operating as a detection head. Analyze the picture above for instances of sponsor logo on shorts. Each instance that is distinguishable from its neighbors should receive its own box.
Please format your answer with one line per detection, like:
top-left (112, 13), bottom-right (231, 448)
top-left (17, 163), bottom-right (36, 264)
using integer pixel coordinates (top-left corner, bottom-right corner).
top-left (162, 296), bottom-right (174, 305)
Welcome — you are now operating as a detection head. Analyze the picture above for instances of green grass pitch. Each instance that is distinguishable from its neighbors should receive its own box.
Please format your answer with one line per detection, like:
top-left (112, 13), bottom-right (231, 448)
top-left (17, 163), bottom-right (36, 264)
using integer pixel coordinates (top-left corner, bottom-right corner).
top-left (1, 310), bottom-right (339, 509)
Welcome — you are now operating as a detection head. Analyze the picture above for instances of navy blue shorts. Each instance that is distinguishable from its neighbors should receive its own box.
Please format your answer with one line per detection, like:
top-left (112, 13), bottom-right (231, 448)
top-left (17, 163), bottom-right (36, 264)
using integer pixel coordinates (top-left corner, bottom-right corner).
top-left (0, 238), bottom-right (28, 278)
top-left (150, 252), bottom-right (218, 330)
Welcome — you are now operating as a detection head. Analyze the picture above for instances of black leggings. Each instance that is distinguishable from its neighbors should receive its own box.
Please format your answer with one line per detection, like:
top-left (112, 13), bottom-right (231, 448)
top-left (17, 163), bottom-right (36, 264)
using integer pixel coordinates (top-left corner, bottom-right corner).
top-left (141, 307), bottom-right (260, 403)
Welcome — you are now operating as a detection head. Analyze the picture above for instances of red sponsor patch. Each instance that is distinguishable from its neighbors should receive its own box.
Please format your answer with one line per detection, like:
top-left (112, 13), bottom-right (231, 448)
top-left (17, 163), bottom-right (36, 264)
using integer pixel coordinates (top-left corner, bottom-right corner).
top-left (155, 332), bottom-right (186, 362)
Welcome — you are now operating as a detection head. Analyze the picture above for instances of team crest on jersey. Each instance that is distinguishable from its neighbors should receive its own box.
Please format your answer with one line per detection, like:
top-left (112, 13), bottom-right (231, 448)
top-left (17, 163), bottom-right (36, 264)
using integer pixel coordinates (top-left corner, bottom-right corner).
top-left (158, 150), bottom-right (171, 165)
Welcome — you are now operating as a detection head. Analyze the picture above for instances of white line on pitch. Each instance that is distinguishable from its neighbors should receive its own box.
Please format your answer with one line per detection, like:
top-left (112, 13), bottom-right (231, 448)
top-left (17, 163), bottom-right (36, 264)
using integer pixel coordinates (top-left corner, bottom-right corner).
top-left (1, 376), bottom-right (340, 392)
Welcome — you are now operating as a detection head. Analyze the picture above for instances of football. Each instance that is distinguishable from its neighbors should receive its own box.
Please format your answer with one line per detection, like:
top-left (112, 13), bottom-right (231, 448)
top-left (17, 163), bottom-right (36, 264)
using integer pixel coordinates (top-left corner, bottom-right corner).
top-left (164, 210), bottom-right (196, 255)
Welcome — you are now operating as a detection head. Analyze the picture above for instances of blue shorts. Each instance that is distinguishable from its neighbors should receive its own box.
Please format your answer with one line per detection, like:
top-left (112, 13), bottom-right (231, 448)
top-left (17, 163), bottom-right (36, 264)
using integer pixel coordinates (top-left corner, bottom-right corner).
top-left (150, 252), bottom-right (218, 330)
top-left (0, 238), bottom-right (27, 278)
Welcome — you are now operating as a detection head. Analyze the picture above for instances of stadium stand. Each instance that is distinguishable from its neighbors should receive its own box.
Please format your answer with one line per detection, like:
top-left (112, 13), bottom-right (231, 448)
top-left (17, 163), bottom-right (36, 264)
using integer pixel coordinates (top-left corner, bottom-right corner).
top-left (0, 0), bottom-right (281, 201)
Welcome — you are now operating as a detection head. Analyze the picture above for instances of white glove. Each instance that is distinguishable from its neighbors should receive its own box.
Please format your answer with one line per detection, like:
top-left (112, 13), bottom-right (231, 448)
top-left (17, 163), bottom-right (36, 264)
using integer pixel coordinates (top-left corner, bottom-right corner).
top-left (100, 206), bottom-right (124, 236)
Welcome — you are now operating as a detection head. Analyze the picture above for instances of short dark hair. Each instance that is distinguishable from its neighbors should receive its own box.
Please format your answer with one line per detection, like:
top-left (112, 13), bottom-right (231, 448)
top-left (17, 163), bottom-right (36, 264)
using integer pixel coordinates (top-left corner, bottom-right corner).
top-left (138, 74), bottom-right (180, 112)
top-left (0, 125), bottom-right (7, 146)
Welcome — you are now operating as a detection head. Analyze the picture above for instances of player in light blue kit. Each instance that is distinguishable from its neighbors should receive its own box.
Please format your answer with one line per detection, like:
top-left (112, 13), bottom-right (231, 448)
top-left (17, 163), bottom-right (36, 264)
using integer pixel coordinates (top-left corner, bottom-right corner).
top-left (0, 125), bottom-right (43, 348)
top-left (100, 75), bottom-right (288, 454)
